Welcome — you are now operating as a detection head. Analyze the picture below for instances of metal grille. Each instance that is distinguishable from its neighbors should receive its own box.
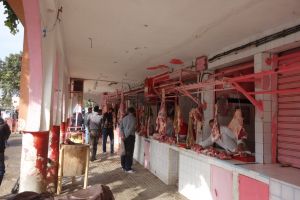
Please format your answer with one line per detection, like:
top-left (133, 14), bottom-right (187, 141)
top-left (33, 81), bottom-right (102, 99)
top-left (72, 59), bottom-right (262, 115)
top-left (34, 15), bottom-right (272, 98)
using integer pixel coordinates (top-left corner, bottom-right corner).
top-left (277, 50), bottom-right (300, 168)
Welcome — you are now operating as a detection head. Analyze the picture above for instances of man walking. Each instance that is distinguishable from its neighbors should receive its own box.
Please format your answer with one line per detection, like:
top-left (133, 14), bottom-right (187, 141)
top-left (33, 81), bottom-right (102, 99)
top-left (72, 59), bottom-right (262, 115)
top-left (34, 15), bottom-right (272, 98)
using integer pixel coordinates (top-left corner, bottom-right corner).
top-left (0, 116), bottom-right (11, 185)
top-left (120, 107), bottom-right (136, 173)
top-left (84, 107), bottom-right (93, 144)
top-left (87, 106), bottom-right (102, 161)
top-left (102, 107), bottom-right (114, 154)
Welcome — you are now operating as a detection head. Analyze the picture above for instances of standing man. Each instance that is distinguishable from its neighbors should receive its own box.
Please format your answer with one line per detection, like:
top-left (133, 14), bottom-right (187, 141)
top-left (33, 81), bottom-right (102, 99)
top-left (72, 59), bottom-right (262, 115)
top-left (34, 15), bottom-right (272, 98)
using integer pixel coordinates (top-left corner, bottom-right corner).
top-left (0, 116), bottom-right (11, 185)
top-left (84, 107), bottom-right (93, 144)
top-left (120, 107), bottom-right (136, 173)
top-left (87, 106), bottom-right (103, 161)
top-left (102, 107), bottom-right (114, 154)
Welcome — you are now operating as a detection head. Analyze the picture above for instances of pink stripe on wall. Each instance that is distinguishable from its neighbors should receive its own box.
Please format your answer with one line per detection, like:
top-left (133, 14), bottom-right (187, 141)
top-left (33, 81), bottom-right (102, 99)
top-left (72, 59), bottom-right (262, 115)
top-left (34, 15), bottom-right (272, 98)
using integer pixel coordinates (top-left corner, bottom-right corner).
top-left (23, 0), bottom-right (43, 131)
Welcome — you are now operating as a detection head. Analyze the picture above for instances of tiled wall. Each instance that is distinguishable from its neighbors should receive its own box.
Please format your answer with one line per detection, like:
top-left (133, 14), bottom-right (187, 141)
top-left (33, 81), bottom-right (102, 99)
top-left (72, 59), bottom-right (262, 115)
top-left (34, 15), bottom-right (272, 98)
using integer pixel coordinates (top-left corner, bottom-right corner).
top-left (150, 141), bottom-right (178, 185)
top-left (254, 53), bottom-right (273, 164)
top-left (270, 179), bottom-right (300, 200)
top-left (178, 153), bottom-right (212, 200)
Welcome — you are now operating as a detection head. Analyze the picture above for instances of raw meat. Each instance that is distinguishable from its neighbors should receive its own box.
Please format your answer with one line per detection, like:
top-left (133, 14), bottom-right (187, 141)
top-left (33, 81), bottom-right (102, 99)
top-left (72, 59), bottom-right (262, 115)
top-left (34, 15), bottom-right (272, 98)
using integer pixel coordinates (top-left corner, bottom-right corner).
top-left (228, 109), bottom-right (247, 140)
top-left (152, 133), bottom-right (176, 145)
top-left (186, 107), bottom-right (204, 147)
top-left (211, 104), bottom-right (221, 142)
top-left (174, 104), bottom-right (188, 140)
top-left (156, 92), bottom-right (167, 135)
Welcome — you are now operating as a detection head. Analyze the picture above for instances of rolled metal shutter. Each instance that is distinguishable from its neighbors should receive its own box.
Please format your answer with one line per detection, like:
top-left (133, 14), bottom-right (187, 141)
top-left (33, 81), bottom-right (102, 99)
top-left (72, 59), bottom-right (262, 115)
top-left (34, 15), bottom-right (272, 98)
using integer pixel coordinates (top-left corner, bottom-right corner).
top-left (277, 50), bottom-right (300, 168)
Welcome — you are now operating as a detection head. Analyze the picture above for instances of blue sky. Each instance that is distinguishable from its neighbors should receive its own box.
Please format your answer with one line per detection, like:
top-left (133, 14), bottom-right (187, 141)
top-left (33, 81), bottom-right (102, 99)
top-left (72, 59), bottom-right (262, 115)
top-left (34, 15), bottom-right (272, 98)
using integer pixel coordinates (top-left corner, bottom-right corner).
top-left (0, 3), bottom-right (24, 61)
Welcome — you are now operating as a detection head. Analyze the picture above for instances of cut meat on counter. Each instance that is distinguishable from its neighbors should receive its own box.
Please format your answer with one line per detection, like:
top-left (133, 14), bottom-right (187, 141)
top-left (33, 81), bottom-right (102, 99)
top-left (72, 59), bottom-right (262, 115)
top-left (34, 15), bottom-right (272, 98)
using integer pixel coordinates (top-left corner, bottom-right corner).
top-left (192, 146), bottom-right (232, 160)
top-left (152, 133), bottom-right (176, 145)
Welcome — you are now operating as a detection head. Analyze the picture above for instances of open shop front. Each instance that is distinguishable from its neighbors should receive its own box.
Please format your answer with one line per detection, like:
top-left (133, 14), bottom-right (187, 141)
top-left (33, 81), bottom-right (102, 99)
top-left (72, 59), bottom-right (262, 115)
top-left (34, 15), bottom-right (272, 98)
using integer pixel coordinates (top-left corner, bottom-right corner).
top-left (104, 55), bottom-right (300, 200)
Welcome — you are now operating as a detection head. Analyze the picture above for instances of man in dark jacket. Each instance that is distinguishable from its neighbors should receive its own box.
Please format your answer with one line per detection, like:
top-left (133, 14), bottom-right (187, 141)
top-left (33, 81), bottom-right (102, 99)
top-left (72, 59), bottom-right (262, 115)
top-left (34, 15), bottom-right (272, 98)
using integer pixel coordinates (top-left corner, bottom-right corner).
top-left (102, 108), bottom-right (114, 154)
top-left (0, 116), bottom-right (11, 185)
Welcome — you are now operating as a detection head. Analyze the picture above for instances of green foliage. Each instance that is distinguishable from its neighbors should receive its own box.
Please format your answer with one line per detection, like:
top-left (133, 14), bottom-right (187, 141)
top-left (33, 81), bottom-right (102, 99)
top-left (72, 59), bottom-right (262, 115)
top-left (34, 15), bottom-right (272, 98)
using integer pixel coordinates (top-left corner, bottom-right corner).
top-left (0, 0), bottom-right (20, 35)
top-left (0, 53), bottom-right (21, 108)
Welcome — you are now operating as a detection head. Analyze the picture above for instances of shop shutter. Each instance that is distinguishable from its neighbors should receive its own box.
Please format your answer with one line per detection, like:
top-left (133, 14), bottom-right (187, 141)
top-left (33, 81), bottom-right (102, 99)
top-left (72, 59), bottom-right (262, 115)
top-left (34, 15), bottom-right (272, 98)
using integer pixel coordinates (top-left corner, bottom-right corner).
top-left (277, 49), bottom-right (300, 168)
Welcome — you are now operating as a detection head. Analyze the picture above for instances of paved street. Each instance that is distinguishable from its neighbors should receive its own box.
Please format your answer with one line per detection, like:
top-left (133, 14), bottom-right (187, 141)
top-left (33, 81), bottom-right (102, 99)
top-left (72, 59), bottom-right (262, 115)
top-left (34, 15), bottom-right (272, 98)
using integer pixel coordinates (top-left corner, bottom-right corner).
top-left (0, 134), bottom-right (22, 198)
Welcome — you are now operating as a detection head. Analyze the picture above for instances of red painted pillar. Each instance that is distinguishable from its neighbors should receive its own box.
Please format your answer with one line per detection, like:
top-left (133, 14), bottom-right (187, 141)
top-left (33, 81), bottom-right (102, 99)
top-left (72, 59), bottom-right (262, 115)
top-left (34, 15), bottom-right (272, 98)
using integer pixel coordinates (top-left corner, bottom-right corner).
top-left (60, 122), bottom-right (67, 143)
top-left (66, 117), bottom-right (70, 128)
top-left (47, 125), bottom-right (60, 192)
top-left (19, 131), bottom-right (49, 192)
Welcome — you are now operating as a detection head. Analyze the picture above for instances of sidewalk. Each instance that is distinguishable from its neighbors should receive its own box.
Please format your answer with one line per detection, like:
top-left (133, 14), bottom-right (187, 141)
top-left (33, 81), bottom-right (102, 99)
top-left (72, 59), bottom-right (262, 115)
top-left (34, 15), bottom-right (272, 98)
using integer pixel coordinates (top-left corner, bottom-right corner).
top-left (62, 142), bottom-right (187, 200)
top-left (0, 135), bottom-right (186, 200)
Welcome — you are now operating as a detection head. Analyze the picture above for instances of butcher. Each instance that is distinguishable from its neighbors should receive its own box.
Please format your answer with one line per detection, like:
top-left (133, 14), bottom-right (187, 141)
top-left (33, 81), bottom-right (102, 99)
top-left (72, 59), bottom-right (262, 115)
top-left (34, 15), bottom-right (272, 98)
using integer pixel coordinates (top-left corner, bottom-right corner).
top-left (200, 119), bottom-right (237, 153)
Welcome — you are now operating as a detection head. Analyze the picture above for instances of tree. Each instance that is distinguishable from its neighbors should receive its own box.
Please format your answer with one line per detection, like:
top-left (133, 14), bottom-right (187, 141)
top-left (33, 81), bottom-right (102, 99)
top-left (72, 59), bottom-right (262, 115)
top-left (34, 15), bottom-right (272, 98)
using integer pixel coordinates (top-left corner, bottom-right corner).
top-left (0, 53), bottom-right (21, 108)
top-left (0, 0), bottom-right (20, 35)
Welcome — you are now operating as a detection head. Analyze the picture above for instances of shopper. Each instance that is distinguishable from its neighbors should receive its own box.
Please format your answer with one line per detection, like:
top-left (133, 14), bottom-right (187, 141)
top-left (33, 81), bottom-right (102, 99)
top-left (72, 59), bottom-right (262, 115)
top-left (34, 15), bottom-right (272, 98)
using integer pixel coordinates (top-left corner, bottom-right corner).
top-left (0, 116), bottom-right (11, 185)
top-left (102, 107), bottom-right (114, 154)
top-left (84, 107), bottom-right (93, 144)
top-left (120, 107), bottom-right (137, 173)
top-left (87, 106), bottom-right (103, 161)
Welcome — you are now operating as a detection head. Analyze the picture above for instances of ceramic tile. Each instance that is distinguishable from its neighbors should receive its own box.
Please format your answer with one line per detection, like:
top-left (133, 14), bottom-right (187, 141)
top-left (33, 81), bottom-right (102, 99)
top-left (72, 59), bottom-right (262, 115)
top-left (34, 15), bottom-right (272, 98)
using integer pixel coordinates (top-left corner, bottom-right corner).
top-left (282, 184), bottom-right (294, 200)
top-left (270, 180), bottom-right (281, 197)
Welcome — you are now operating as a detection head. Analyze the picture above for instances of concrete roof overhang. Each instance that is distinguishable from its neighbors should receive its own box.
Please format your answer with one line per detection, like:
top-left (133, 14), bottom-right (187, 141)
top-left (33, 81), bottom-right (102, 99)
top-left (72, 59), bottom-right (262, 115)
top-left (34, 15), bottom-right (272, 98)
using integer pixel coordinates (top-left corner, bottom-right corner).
top-left (58, 0), bottom-right (300, 93)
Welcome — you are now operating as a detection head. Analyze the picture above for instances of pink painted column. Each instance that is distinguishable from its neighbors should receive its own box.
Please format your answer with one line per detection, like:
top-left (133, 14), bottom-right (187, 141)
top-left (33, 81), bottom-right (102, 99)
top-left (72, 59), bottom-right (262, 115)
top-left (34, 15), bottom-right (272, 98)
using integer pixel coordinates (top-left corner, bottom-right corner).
top-left (19, 131), bottom-right (49, 192)
top-left (22, 0), bottom-right (43, 131)
top-left (19, 0), bottom-right (46, 193)
top-left (47, 125), bottom-right (60, 192)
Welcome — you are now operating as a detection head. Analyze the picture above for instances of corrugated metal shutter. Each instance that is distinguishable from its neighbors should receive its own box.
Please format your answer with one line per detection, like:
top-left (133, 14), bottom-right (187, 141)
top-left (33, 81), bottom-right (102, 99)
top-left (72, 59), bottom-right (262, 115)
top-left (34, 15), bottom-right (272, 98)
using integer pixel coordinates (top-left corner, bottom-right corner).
top-left (277, 50), bottom-right (300, 168)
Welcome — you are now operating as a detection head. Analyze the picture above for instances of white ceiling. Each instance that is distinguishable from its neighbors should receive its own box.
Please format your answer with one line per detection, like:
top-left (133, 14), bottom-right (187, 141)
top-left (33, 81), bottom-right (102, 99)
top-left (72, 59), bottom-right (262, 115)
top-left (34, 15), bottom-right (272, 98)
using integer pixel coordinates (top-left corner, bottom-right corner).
top-left (59, 0), bottom-right (300, 91)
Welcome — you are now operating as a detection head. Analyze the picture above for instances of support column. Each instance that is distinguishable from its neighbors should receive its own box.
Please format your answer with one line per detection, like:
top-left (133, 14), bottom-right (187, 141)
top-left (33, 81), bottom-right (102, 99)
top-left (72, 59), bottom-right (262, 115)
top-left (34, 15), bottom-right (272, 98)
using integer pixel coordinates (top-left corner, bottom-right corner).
top-left (60, 122), bottom-right (67, 144)
top-left (19, 0), bottom-right (48, 193)
top-left (254, 52), bottom-right (274, 164)
top-left (19, 131), bottom-right (49, 192)
top-left (47, 125), bottom-right (60, 192)
top-left (202, 71), bottom-right (215, 141)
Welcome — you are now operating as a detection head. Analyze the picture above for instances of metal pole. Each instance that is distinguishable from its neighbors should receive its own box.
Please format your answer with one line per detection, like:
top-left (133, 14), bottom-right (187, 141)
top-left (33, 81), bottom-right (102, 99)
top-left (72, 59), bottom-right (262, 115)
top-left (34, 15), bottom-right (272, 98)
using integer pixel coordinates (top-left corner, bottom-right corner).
top-left (19, 131), bottom-right (49, 193)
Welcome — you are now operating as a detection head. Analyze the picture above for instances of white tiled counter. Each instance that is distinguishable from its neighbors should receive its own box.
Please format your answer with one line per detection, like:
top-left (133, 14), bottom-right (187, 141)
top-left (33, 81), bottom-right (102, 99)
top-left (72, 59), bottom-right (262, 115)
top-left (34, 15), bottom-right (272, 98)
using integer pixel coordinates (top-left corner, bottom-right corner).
top-left (149, 139), bottom-right (179, 185)
top-left (137, 139), bottom-right (300, 200)
top-left (133, 133), bottom-right (145, 165)
top-left (178, 152), bottom-right (212, 200)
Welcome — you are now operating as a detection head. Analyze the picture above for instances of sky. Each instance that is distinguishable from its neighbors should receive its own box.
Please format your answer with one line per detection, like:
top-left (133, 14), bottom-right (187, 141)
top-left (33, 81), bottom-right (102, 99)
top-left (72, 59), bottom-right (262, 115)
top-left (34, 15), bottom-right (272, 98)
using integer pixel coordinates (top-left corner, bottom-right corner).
top-left (0, 3), bottom-right (24, 61)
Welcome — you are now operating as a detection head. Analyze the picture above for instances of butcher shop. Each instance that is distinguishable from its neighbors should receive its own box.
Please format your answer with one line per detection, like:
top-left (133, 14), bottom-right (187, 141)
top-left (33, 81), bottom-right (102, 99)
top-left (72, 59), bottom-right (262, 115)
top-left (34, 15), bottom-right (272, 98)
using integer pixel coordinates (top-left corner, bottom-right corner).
top-left (103, 48), bottom-right (300, 200)
top-left (3, 0), bottom-right (300, 200)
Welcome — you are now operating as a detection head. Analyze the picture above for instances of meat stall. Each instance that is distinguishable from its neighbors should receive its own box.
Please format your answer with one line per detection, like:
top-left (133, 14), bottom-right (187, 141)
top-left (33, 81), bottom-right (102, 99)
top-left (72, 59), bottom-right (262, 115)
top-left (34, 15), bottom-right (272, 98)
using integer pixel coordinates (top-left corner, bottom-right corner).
top-left (104, 54), bottom-right (300, 200)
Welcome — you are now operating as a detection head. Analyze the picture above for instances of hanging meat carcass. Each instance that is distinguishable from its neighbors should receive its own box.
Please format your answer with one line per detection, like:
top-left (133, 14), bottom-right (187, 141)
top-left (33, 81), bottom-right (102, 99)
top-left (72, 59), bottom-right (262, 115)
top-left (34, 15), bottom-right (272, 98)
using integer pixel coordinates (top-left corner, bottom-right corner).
top-left (117, 93), bottom-right (126, 125)
top-left (155, 90), bottom-right (167, 135)
top-left (227, 109), bottom-right (247, 140)
top-left (174, 103), bottom-right (188, 143)
top-left (211, 104), bottom-right (221, 142)
top-left (138, 106), bottom-right (146, 135)
top-left (186, 107), bottom-right (204, 148)
top-left (145, 106), bottom-right (155, 137)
